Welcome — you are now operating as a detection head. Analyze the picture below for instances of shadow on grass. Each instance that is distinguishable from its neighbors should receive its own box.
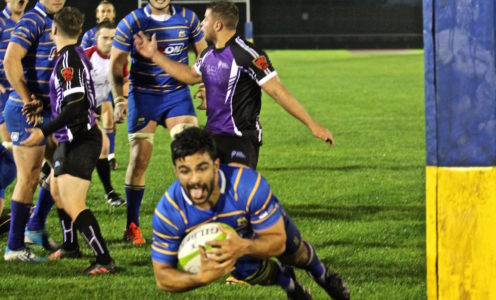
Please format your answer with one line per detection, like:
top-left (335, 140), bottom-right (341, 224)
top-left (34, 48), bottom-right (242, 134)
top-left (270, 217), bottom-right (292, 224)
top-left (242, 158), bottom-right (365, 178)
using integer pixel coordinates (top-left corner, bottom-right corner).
top-left (283, 203), bottom-right (424, 222)
top-left (260, 164), bottom-right (422, 172)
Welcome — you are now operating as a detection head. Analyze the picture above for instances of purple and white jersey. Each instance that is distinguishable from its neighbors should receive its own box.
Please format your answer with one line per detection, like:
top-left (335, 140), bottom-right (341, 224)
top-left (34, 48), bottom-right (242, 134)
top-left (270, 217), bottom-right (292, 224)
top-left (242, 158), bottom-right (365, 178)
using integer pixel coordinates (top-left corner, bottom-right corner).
top-left (194, 35), bottom-right (277, 141)
top-left (49, 45), bottom-right (97, 143)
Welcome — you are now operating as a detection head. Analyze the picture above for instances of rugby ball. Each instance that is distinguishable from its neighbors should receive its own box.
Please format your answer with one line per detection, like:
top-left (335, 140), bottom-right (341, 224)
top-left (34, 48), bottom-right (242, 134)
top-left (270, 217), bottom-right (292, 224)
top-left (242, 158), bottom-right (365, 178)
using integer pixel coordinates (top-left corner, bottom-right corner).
top-left (177, 222), bottom-right (234, 273)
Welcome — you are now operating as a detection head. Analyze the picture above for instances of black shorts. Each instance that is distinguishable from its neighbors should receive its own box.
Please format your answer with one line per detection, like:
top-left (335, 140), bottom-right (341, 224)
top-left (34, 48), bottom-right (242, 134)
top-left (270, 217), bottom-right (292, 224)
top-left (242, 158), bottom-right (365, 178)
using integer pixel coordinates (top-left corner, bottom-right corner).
top-left (213, 132), bottom-right (261, 169)
top-left (53, 126), bottom-right (102, 180)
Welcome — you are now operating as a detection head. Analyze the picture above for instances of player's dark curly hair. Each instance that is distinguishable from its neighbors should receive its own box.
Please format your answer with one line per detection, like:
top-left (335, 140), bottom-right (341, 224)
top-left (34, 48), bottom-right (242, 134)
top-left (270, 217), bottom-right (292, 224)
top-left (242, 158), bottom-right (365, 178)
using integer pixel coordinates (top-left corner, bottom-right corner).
top-left (53, 7), bottom-right (84, 38)
top-left (207, 1), bottom-right (239, 30)
top-left (171, 127), bottom-right (217, 164)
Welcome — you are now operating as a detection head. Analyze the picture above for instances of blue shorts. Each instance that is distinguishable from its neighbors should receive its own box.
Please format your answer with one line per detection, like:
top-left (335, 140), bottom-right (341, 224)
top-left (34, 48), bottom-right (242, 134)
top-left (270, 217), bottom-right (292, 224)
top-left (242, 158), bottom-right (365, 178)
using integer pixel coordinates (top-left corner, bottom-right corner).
top-left (127, 87), bottom-right (196, 133)
top-left (231, 211), bottom-right (302, 281)
top-left (0, 145), bottom-right (16, 189)
top-left (4, 100), bottom-right (51, 146)
top-left (0, 92), bottom-right (10, 124)
top-left (105, 92), bottom-right (113, 103)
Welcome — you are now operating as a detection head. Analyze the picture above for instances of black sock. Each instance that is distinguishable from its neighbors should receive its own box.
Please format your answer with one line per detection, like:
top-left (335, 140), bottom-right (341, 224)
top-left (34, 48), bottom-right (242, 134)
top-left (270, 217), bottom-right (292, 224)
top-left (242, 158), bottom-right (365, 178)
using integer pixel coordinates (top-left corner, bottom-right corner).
top-left (57, 208), bottom-right (79, 251)
top-left (74, 209), bottom-right (111, 265)
top-left (96, 158), bottom-right (113, 195)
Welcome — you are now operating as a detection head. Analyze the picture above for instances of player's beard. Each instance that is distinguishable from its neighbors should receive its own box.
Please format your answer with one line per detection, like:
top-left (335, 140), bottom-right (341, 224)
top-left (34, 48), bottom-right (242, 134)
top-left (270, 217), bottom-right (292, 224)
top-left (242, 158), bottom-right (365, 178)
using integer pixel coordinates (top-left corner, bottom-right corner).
top-left (185, 175), bottom-right (216, 207)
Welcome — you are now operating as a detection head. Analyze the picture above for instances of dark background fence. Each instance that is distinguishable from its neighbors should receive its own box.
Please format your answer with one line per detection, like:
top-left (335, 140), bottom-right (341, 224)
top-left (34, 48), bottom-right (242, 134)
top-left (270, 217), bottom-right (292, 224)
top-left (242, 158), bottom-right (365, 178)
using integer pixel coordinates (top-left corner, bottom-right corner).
top-left (33, 0), bottom-right (422, 49)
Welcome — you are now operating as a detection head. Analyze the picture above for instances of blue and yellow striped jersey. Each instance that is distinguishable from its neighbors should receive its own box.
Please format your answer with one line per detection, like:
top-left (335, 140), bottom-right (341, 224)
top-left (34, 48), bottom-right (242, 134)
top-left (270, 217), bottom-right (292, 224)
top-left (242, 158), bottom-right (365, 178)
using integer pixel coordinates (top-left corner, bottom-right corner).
top-left (151, 165), bottom-right (283, 265)
top-left (0, 7), bottom-right (17, 89)
top-left (81, 26), bottom-right (96, 49)
top-left (113, 4), bottom-right (203, 95)
top-left (9, 2), bottom-right (57, 105)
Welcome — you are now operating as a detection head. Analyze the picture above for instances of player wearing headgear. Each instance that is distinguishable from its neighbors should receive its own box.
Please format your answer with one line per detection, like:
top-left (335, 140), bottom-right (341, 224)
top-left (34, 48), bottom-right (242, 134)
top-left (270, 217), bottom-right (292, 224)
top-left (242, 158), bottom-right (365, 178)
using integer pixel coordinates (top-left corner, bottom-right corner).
top-left (85, 20), bottom-right (126, 207)
top-left (81, 0), bottom-right (115, 49)
top-left (0, 0), bottom-right (28, 229)
top-left (3, 0), bottom-right (65, 262)
top-left (151, 127), bottom-right (350, 299)
top-left (134, 1), bottom-right (334, 169)
top-left (110, 0), bottom-right (207, 245)
top-left (22, 6), bottom-right (116, 274)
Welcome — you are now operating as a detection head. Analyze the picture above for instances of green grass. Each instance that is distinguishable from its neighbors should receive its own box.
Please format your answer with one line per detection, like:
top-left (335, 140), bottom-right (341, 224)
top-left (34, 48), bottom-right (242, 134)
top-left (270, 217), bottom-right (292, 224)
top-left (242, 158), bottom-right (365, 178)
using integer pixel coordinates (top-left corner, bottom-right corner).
top-left (0, 50), bottom-right (426, 299)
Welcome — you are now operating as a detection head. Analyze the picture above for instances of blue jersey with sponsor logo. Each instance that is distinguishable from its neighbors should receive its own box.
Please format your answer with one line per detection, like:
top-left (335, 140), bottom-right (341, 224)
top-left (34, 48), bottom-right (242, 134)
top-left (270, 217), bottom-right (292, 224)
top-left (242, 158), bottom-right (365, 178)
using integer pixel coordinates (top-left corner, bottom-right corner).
top-left (151, 164), bottom-right (282, 265)
top-left (0, 7), bottom-right (17, 89)
top-left (9, 2), bottom-right (57, 106)
top-left (81, 26), bottom-right (96, 49)
top-left (113, 4), bottom-right (203, 95)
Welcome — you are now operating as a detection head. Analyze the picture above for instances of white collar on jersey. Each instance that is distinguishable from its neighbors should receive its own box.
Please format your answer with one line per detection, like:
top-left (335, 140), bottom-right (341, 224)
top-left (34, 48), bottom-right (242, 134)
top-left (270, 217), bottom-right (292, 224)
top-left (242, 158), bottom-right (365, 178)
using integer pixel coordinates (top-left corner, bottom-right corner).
top-left (144, 4), bottom-right (176, 21)
top-left (181, 169), bottom-right (226, 206)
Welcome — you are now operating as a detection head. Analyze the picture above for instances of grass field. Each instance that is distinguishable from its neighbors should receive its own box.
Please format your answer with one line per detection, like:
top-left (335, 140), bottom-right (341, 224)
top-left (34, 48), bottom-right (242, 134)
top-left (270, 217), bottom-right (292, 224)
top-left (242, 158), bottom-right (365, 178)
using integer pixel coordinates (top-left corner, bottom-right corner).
top-left (0, 50), bottom-right (426, 299)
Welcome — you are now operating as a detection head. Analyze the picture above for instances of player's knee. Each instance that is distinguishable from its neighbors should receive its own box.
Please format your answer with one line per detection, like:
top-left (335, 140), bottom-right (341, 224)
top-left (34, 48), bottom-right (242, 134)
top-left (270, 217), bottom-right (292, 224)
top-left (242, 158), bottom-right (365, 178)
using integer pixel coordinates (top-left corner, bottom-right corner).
top-left (279, 240), bottom-right (312, 267)
top-left (169, 123), bottom-right (196, 139)
top-left (128, 132), bottom-right (154, 145)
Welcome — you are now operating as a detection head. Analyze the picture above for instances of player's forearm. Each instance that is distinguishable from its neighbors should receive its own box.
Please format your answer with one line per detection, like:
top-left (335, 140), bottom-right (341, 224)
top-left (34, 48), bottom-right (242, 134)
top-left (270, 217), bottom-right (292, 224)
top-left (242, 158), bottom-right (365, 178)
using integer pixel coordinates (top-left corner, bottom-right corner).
top-left (4, 56), bottom-right (30, 102)
top-left (154, 267), bottom-right (209, 292)
top-left (270, 86), bottom-right (319, 131)
top-left (151, 52), bottom-right (201, 85)
top-left (110, 55), bottom-right (126, 99)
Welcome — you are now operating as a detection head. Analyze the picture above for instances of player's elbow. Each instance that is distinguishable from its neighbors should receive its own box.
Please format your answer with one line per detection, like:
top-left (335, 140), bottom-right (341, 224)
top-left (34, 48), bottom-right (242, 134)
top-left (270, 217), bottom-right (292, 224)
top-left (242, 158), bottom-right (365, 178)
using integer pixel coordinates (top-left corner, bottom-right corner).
top-left (273, 234), bottom-right (287, 256)
top-left (156, 279), bottom-right (177, 293)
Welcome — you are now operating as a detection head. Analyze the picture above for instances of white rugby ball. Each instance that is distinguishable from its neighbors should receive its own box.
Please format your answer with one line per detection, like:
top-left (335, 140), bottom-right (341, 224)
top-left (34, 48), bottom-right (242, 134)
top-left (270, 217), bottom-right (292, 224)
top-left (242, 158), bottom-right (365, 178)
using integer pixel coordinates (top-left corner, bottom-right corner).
top-left (177, 222), bottom-right (234, 274)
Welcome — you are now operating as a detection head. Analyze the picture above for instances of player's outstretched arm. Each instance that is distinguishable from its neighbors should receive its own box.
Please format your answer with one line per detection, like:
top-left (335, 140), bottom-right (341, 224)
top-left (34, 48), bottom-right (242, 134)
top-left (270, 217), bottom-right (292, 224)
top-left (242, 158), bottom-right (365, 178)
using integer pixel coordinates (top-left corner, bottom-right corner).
top-left (4, 42), bottom-right (30, 103)
top-left (152, 248), bottom-right (235, 293)
top-left (206, 216), bottom-right (287, 263)
top-left (134, 31), bottom-right (202, 85)
top-left (262, 76), bottom-right (335, 146)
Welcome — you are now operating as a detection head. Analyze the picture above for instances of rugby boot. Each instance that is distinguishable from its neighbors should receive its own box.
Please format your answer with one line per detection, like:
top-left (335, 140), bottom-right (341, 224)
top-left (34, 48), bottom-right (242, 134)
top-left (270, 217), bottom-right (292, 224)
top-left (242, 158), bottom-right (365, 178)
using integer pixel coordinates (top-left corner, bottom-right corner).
top-left (123, 222), bottom-right (145, 245)
top-left (24, 228), bottom-right (59, 251)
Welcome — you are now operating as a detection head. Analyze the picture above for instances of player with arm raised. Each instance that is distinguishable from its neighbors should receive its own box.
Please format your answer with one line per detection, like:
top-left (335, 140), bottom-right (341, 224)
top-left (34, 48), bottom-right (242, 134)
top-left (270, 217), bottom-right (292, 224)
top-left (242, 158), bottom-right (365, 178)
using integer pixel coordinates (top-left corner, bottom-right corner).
top-left (21, 7), bottom-right (116, 274)
top-left (134, 1), bottom-right (334, 169)
top-left (151, 127), bottom-right (349, 299)
top-left (110, 0), bottom-right (207, 245)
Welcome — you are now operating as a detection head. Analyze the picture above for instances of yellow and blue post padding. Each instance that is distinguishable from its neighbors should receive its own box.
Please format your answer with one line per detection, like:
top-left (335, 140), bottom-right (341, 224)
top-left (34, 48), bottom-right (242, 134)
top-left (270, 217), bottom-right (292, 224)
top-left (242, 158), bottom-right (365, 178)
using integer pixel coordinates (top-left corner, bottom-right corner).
top-left (424, 0), bottom-right (496, 298)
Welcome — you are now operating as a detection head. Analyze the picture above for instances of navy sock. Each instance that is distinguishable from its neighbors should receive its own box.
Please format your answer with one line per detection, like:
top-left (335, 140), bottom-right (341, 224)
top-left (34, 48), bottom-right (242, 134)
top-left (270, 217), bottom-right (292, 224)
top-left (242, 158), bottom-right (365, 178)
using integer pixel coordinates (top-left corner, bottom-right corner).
top-left (0, 188), bottom-right (4, 199)
top-left (57, 208), bottom-right (79, 251)
top-left (105, 130), bottom-right (115, 156)
top-left (27, 186), bottom-right (54, 231)
top-left (125, 185), bottom-right (144, 227)
top-left (74, 209), bottom-right (111, 265)
top-left (303, 241), bottom-right (326, 283)
top-left (8, 201), bottom-right (31, 250)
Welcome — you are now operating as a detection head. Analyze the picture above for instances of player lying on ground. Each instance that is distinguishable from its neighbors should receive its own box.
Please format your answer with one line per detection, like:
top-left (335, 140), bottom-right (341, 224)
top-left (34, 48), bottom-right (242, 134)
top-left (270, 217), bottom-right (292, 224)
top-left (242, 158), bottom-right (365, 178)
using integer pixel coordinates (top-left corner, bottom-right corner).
top-left (134, 1), bottom-right (334, 169)
top-left (151, 127), bottom-right (349, 299)
top-left (22, 7), bottom-right (115, 274)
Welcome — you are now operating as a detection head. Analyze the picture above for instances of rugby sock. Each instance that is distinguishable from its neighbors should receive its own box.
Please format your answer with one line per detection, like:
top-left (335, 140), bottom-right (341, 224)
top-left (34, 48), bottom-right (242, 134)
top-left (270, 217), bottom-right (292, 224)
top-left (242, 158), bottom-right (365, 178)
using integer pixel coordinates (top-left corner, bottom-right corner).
top-left (273, 263), bottom-right (295, 292)
top-left (303, 241), bottom-right (326, 283)
top-left (27, 186), bottom-right (54, 231)
top-left (74, 209), bottom-right (111, 265)
top-left (96, 158), bottom-right (113, 195)
top-left (8, 201), bottom-right (31, 250)
top-left (105, 130), bottom-right (115, 157)
top-left (57, 208), bottom-right (79, 251)
top-left (125, 185), bottom-right (144, 227)
top-left (0, 188), bottom-right (5, 199)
